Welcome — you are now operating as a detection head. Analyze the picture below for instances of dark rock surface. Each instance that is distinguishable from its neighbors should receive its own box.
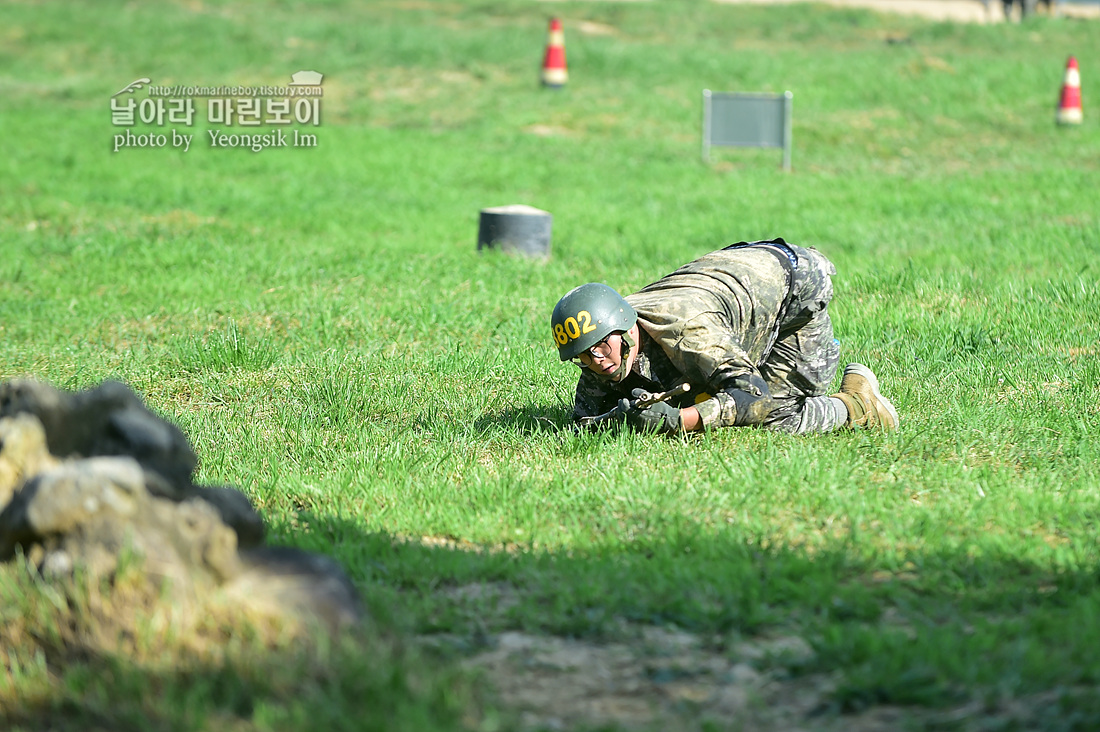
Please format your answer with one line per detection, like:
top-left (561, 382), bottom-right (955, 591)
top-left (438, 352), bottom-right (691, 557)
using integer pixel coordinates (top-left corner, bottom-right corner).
top-left (0, 378), bottom-right (362, 633)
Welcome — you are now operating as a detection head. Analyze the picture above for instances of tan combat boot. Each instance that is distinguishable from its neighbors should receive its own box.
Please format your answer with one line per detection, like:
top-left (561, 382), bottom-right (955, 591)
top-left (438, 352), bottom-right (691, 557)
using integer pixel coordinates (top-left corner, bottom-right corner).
top-left (831, 363), bottom-right (899, 430)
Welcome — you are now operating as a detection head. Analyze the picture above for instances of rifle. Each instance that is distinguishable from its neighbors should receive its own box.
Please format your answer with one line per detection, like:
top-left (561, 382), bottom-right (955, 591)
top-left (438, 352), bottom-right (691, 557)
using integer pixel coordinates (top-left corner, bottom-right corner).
top-left (575, 383), bottom-right (691, 429)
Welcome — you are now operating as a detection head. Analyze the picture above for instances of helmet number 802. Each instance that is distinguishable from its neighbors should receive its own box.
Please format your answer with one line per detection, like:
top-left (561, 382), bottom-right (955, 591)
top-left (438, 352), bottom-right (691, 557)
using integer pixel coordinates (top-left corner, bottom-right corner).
top-left (553, 310), bottom-right (597, 345)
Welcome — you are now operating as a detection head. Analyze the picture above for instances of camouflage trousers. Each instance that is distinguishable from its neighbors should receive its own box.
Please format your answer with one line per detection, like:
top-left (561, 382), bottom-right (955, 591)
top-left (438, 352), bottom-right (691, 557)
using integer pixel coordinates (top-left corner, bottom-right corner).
top-left (758, 246), bottom-right (844, 434)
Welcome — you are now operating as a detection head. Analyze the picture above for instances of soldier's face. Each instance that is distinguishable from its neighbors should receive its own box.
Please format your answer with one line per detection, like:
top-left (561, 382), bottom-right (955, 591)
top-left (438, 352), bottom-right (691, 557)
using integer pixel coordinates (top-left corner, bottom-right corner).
top-left (578, 332), bottom-right (625, 379)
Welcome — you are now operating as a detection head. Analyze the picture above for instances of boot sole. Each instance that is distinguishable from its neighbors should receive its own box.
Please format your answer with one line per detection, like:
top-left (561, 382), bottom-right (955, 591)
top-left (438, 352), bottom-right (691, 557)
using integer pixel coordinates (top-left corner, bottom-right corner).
top-left (845, 363), bottom-right (899, 430)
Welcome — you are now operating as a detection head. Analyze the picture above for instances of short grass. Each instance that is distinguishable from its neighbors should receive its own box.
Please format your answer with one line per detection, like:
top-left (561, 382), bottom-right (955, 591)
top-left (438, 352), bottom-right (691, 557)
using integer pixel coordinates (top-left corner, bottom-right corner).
top-left (1, 0), bottom-right (1099, 729)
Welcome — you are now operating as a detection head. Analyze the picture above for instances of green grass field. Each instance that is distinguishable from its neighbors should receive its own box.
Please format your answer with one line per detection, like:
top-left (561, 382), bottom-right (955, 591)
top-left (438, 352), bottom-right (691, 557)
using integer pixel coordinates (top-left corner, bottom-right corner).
top-left (2, 0), bottom-right (1099, 729)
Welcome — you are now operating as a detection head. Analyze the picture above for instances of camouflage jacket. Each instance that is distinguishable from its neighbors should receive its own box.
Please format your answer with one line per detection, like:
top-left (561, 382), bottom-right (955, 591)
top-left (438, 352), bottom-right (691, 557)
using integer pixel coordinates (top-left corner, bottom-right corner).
top-left (573, 239), bottom-right (814, 429)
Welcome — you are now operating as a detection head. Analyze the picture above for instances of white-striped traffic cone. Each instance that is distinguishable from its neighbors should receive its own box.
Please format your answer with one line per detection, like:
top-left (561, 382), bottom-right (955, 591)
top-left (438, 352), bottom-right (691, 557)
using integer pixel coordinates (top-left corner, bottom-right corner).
top-left (540, 18), bottom-right (568, 89)
top-left (1057, 55), bottom-right (1083, 125)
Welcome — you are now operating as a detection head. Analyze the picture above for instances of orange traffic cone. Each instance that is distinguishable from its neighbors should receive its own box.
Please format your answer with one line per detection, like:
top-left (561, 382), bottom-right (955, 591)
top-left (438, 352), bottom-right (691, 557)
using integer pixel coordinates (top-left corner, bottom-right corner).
top-left (540, 18), bottom-right (568, 89)
top-left (1057, 55), bottom-right (1083, 125)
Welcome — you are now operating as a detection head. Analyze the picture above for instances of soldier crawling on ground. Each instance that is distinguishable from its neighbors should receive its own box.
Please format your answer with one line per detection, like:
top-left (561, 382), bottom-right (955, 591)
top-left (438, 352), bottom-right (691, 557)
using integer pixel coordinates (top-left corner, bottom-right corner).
top-left (550, 238), bottom-right (898, 435)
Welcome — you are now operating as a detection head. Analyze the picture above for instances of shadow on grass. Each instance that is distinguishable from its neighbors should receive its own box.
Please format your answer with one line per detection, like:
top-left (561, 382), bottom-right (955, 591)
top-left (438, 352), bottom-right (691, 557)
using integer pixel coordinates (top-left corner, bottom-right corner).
top-left (5, 511), bottom-right (1100, 731)
top-left (473, 404), bottom-right (575, 436)
top-left (288, 512), bottom-right (1100, 725)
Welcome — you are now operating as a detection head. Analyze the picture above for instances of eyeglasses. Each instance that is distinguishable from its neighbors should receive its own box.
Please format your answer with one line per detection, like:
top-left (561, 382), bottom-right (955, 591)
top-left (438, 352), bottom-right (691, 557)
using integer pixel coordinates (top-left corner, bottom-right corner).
top-left (571, 334), bottom-right (617, 366)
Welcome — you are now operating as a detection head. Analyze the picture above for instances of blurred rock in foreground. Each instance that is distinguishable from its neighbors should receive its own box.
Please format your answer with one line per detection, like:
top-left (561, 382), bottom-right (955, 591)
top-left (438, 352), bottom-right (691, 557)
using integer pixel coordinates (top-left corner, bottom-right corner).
top-left (0, 378), bottom-right (361, 634)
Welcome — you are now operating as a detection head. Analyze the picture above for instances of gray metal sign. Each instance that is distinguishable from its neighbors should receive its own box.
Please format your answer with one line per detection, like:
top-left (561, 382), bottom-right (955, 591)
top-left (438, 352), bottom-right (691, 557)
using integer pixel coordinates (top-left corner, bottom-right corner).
top-left (702, 90), bottom-right (793, 171)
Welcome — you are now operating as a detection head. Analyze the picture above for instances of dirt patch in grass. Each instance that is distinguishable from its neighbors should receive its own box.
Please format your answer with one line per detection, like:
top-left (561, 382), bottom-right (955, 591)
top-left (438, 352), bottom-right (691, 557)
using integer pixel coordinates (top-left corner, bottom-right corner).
top-left (463, 626), bottom-right (835, 731)
top-left (548, 0), bottom-right (1100, 22)
top-left (717, 0), bottom-right (1100, 23)
top-left (428, 582), bottom-right (1092, 730)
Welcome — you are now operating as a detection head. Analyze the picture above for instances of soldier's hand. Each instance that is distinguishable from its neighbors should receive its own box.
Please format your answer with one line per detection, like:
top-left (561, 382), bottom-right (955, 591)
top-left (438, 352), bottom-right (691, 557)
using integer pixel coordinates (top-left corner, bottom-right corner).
top-left (622, 388), bottom-right (681, 434)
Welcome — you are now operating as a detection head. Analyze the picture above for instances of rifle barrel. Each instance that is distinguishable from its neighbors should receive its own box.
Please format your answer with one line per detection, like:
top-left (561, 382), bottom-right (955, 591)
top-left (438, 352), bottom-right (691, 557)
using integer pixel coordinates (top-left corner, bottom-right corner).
top-left (635, 383), bottom-right (691, 408)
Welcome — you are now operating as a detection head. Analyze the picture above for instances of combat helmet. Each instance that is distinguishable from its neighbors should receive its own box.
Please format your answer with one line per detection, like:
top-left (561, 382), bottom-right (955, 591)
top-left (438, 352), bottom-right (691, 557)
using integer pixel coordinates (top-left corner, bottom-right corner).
top-left (550, 283), bottom-right (637, 362)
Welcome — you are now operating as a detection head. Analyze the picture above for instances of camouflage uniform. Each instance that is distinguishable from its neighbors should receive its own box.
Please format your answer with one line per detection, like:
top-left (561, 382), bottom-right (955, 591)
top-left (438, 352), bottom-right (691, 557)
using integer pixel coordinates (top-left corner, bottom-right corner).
top-left (572, 239), bottom-right (846, 433)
